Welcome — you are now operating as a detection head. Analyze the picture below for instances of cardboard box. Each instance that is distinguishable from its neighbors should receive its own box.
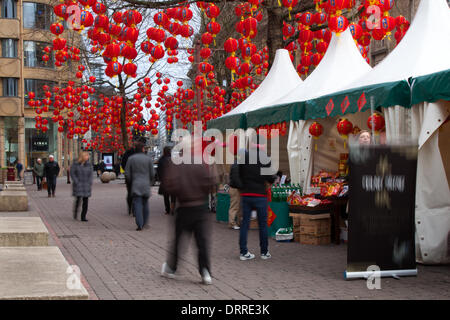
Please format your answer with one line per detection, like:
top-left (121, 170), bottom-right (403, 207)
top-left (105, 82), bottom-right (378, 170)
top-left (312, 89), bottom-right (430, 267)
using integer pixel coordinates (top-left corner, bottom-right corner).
top-left (300, 234), bottom-right (331, 245)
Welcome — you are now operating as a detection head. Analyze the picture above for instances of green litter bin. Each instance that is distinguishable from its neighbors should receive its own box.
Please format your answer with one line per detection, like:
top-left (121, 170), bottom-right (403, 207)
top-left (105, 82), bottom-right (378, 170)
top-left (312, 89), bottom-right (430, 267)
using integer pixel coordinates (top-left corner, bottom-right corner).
top-left (216, 192), bottom-right (230, 223)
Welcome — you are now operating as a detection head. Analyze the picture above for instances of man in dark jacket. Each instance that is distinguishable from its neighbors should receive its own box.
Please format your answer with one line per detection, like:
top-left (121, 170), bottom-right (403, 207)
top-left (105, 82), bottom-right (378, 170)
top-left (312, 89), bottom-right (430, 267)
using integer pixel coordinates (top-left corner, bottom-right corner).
top-left (238, 143), bottom-right (276, 261)
top-left (70, 152), bottom-right (93, 222)
top-left (157, 146), bottom-right (176, 215)
top-left (125, 139), bottom-right (155, 231)
top-left (44, 155), bottom-right (60, 198)
top-left (121, 138), bottom-right (141, 215)
top-left (161, 143), bottom-right (218, 285)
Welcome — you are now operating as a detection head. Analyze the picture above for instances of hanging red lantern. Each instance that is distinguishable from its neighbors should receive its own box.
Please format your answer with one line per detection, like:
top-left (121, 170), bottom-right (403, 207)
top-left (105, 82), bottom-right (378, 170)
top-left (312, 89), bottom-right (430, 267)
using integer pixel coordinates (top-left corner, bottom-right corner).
top-left (281, 0), bottom-right (299, 20)
top-left (309, 121), bottom-right (323, 151)
top-left (150, 45), bottom-right (165, 60)
top-left (337, 118), bottom-right (353, 148)
top-left (80, 11), bottom-right (94, 28)
top-left (201, 32), bottom-right (214, 47)
top-left (282, 22), bottom-right (295, 39)
top-left (153, 12), bottom-right (168, 27)
top-left (200, 47), bottom-right (212, 60)
top-left (224, 37), bottom-right (238, 54)
top-left (328, 15), bottom-right (349, 35)
top-left (349, 23), bottom-right (363, 40)
top-left (206, 21), bottom-right (221, 35)
top-left (367, 113), bottom-right (385, 133)
top-left (50, 23), bottom-right (64, 36)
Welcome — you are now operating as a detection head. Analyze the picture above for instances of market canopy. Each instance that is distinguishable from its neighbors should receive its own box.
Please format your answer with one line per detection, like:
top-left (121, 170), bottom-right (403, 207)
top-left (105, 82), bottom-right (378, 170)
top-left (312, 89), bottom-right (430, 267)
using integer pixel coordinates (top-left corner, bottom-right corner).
top-left (208, 49), bottom-right (302, 131)
top-left (304, 0), bottom-right (450, 119)
top-left (245, 28), bottom-right (372, 128)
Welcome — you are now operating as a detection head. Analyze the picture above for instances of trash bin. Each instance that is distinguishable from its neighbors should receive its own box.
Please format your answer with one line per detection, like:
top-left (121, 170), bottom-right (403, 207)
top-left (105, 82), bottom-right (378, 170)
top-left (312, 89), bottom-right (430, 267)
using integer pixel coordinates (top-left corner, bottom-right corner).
top-left (216, 192), bottom-right (229, 223)
top-left (6, 167), bottom-right (15, 181)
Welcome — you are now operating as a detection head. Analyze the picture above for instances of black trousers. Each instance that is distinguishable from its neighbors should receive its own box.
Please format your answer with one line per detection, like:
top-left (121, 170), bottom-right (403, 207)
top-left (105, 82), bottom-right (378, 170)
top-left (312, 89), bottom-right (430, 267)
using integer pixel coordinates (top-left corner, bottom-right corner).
top-left (125, 179), bottom-right (133, 215)
top-left (74, 197), bottom-right (89, 220)
top-left (36, 176), bottom-right (43, 190)
top-left (167, 205), bottom-right (211, 275)
top-left (47, 176), bottom-right (57, 195)
top-left (164, 194), bottom-right (176, 214)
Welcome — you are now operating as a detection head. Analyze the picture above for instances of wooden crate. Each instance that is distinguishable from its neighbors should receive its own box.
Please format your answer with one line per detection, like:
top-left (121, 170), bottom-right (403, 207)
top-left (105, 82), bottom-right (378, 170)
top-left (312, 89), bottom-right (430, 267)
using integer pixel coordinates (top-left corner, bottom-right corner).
top-left (300, 234), bottom-right (331, 245)
top-left (249, 218), bottom-right (258, 230)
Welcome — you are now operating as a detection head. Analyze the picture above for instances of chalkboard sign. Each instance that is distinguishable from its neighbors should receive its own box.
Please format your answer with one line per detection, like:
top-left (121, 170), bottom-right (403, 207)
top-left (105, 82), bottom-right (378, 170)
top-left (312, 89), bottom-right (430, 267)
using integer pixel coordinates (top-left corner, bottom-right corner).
top-left (23, 171), bottom-right (34, 185)
top-left (346, 144), bottom-right (418, 278)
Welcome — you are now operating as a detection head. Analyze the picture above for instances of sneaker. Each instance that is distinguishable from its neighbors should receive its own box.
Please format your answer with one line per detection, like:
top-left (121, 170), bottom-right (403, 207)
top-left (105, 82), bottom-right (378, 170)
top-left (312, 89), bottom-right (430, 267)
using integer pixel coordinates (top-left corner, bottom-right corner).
top-left (240, 252), bottom-right (255, 261)
top-left (261, 252), bottom-right (272, 260)
top-left (201, 268), bottom-right (212, 285)
top-left (231, 225), bottom-right (240, 230)
top-left (161, 262), bottom-right (176, 279)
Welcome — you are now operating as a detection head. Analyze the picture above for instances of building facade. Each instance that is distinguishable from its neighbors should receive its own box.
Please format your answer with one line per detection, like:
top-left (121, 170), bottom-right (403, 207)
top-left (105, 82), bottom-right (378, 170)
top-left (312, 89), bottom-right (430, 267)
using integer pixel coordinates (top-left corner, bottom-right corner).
top-left (0, 0), bottom-right (80, 173)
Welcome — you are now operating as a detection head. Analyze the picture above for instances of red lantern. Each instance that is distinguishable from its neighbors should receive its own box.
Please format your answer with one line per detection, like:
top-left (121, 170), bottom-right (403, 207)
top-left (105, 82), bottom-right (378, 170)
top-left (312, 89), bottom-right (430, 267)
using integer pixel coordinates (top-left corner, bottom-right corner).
top-left (328, 15), bottom-right (349, 35)
top-left (50, 23), bottom-right (64, 36)
top-left (309, 121), bottom-right (323, 151)
top-left (349, 23), bottom-right (362, 40)
top-left (282, 0), bottom-right (299, 19)
top-left (150, 45), bottom-right (165, 60)
top-left (206, 21), bottom-right (221, 35)
top-left (224, 38), bottom-right (238, 54)
top-left (337, 118), bottom-right (353, 148)
top-left (282, 22), bottom-right (295, 39)
top-left (367, 113), bottom-right (385, 133)
top-left (200, 47), bottom-right (212, 60)
top-left (201, 32), bottom-right (213, 47)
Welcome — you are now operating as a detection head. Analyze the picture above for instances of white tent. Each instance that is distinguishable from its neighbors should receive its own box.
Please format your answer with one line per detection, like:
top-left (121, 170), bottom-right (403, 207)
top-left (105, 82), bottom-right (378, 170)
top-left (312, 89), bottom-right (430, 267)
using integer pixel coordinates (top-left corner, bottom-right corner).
top-left (265, 29), bottom-right (372, 188)
top-left (208, 49), bottom-right (302, 131)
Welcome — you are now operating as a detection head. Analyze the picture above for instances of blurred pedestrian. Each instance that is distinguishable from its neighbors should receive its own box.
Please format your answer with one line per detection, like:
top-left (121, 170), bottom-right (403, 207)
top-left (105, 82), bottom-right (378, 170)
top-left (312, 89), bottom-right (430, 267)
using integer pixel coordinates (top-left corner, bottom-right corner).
top-left (157, 146), bottom-right (176, 215)
top-left (70, 152), bottom-right (93, 222)
top-left (358, 130), bottom-right (372, 145)
top-left (228, 155), bottom-right (242, 230)
top-left (16, 160), bottom-right (23, 181)
top-left (161, 136), bottom-right (218, 285)
top-left (98, 160), bottom-right (106, 174)
top-left (125, 139), bottom-right (155, 231)
top-left (33, 158), bottom-right (44, 191)
top-left (121, 138), bottom-right (142, 216)
top-left (237, 140), bottom-right (276, 261)
top-left (44, 155), bottom-right (60, 198)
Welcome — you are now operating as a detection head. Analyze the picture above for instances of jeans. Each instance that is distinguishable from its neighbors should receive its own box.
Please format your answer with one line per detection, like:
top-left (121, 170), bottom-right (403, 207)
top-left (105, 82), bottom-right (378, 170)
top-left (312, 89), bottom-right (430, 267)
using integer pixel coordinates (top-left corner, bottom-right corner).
top-left (47, 176), bottom-right (57, 195)
top-left (74, 197), bottom-right (89, 220)
top-left (164, 194), bottom-right (176, 214)
top-left (167, 205), bottom-right (211, 275)
top-left (36, 176), bottom-right (43, 190)
top-left (133, 196), bottom-right (149, 229)
top-left (239, 196), bottom-right (269, 255)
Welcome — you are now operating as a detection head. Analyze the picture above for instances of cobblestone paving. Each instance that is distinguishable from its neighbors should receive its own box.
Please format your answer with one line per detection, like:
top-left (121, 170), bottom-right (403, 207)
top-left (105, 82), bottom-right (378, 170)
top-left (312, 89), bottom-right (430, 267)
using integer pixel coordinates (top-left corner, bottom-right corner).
top-left (26, 177), bottom-right (450, 300)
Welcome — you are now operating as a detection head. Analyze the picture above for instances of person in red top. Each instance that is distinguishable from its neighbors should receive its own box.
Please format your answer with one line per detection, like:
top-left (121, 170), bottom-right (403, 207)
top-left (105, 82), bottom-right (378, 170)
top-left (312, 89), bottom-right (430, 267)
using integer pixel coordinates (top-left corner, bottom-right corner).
top-left (237, 140), bottom-right (276, 261)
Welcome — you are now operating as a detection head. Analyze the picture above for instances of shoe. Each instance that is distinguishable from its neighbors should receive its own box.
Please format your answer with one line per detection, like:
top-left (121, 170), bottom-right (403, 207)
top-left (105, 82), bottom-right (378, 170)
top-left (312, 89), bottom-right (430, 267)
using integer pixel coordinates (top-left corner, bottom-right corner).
top-left (261, 252), bottom-right (272, 260)
top-left (48, 194), bottom-right (51, 198)
top-left (136, 227), bottom-right (142, 231)
top-left (161, 262), bottom-right (176, 279)
top-left (240, 252), bottom-right (255, 261)
top-left (201, 268), bottom-right (212, 285)
top-left (232, 225), bottom-right (240, 230)
top-left (81, 219), bottom-right (88, 222)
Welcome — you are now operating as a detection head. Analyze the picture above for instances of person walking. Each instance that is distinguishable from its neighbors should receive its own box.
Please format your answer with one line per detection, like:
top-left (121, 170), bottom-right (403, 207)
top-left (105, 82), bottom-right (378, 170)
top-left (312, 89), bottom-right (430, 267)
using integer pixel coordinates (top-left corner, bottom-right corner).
top-left (238, 141), bottom-right (276, 261)
top-left (161, 136), bottom-right (218, 285)
top-left (16, 161), bottom-right (23, 181)
top-left (44, 155), bottom-right (60, 198)
top-left (157, 146), bottom-right (176, 215)
top-left (125, 139), bottom-right (155, 231)
top-left (70, 152), bottom-right (93, 222)
top-left (121, 138), bottom-right (142, 216)
top-left (228, 157), bottom-right (242, 230)
top-left (33, 158), bottom-right (44, 191)
top-left (98, 160), bottom-right (106, 174)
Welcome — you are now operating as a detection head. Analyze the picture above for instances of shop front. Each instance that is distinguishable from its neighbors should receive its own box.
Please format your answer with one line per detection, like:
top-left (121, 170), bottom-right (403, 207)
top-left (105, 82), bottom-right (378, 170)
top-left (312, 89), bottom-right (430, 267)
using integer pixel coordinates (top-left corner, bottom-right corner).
top-left (25, 118), bottom-right (58, 169)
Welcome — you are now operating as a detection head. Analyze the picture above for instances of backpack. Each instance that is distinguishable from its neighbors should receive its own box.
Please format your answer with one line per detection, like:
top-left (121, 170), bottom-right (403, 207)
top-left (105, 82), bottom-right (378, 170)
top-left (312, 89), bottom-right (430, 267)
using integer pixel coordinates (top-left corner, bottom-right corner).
top-left (229, 163), bottom-right (243, 189)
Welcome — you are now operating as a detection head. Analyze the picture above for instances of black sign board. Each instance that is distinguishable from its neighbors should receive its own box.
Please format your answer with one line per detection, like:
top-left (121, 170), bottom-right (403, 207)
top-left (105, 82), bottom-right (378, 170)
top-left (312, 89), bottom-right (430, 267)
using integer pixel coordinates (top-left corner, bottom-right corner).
top-left (32, 136), bottom-right (49, 151)
top-left (347, 145), bottom-right (418, 274)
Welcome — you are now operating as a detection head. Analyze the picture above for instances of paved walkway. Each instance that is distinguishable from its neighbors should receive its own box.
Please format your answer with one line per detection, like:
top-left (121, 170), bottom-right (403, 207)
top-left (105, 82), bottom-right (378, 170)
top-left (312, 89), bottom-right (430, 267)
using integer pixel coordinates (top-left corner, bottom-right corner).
top-left (26, 177), bottom-right (450, 300)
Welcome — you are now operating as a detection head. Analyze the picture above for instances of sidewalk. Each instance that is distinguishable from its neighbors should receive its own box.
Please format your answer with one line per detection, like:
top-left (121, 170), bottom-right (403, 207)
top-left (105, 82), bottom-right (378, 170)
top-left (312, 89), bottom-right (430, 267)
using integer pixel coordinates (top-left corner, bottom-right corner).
top-left (26, 177), bottom-right (450, 300)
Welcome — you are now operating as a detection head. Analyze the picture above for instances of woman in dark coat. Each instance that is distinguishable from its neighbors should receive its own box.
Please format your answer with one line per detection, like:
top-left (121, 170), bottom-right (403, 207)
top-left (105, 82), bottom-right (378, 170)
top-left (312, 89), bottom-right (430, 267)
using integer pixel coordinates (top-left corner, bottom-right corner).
top-left (70, 152), bottom-right (93, 222)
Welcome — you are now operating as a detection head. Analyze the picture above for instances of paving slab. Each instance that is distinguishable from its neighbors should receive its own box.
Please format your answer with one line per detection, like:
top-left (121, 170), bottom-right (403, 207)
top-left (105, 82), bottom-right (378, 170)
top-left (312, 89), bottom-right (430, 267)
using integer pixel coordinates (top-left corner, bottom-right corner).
top-left (0, 246), bottom-right (89, 300)
top-left (0, 217), bottom-right (48, 246)
top-left (0, 191), bottom-right (28, 211)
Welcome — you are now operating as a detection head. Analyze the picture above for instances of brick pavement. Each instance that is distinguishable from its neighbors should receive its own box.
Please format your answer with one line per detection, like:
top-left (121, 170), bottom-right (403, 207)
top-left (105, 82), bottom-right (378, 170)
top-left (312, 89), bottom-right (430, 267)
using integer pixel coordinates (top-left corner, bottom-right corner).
top-left (26, 177), bottom-right (450, 300)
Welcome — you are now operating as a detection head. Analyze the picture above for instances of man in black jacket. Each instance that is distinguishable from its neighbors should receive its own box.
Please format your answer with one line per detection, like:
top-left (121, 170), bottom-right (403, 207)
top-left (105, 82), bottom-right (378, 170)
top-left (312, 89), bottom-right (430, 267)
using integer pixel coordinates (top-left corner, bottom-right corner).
top-left (157, 146), bottom-right (176, 215)
top-left (44, 155), bottom-right (60, 198)
top-left (238, 142), bottom-right (276, 261)
top-left (121, 137), bottom-right (146, 216)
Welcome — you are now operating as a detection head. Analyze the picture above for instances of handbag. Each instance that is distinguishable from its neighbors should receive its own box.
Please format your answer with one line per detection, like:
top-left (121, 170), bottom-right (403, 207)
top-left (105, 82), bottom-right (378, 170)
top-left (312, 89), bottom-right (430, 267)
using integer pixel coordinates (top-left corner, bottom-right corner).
top-left (42, 180), bottom-right (48, 190)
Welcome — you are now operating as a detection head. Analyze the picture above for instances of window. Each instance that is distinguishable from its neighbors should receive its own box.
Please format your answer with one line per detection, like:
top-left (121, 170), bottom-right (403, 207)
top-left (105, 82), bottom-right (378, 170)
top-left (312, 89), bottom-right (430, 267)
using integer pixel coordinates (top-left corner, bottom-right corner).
top-left (1, 39), bottom-right (17, 58)
top-left (24, 78), bottom-right (57, 101)
top-left (2, 77), bottom-right (18, 96)
top-left (24, 41), bottom-right (54, 68)
top-left (23, 2), bottom-right (53, 30)
top-left (1, 0), bottom-right (16, 18)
